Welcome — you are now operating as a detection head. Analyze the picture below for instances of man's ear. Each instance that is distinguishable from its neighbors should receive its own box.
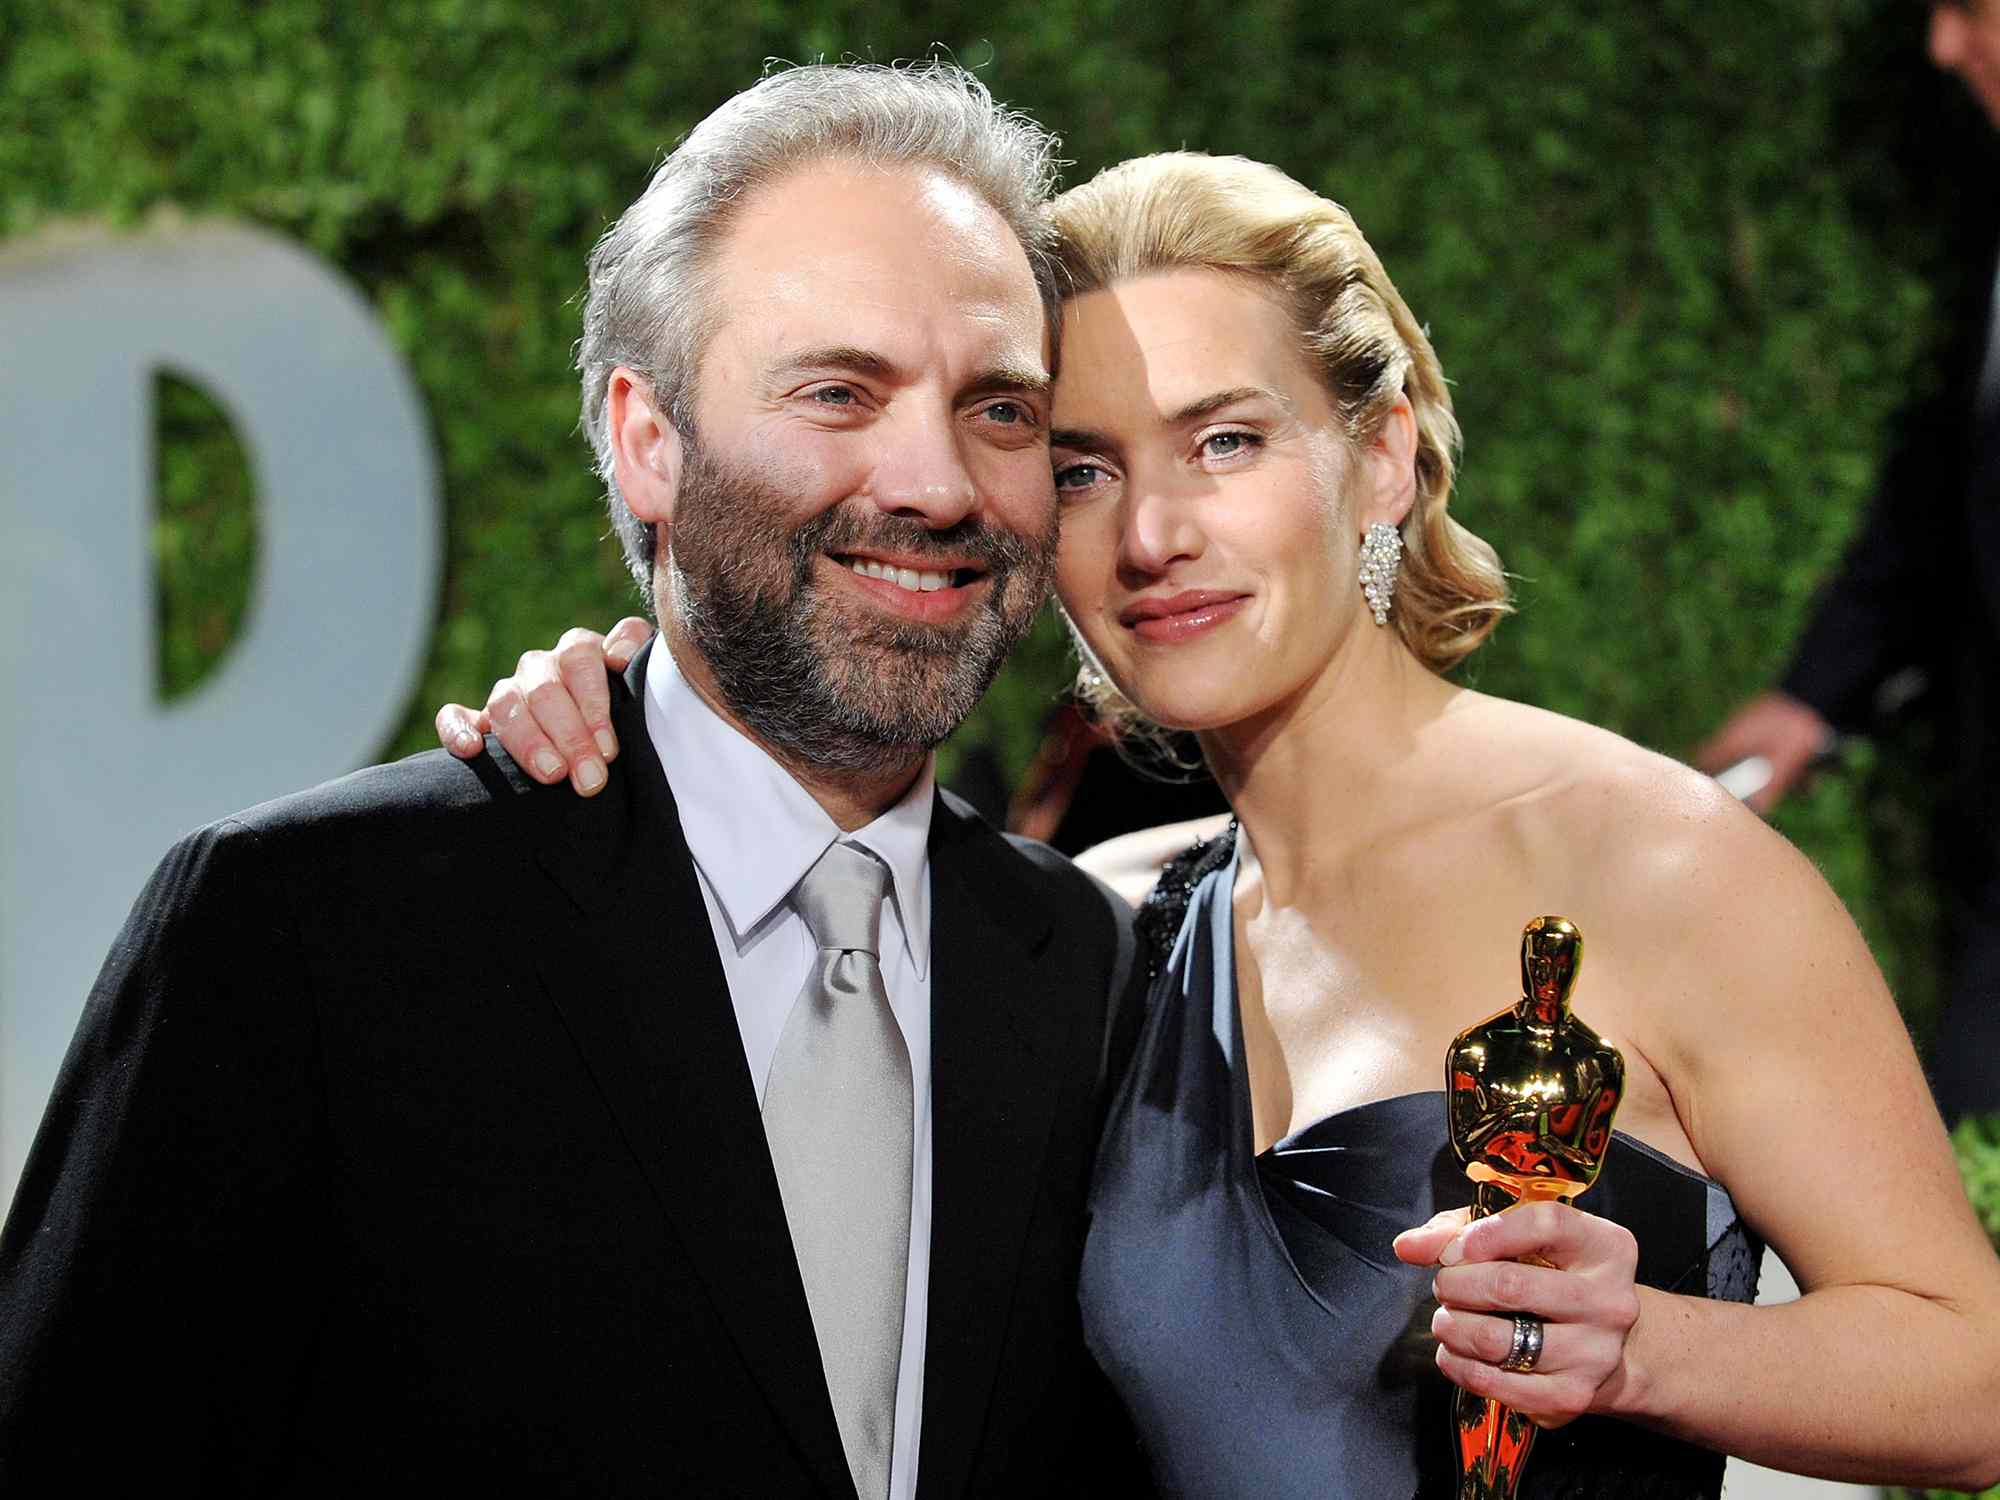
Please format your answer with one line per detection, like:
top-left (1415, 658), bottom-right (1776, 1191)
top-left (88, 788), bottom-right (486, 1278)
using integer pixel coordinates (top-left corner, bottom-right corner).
top-left (1355, 393), bottom-right (1418, 531)
top-left (607, 366), bottom-right (684, 528)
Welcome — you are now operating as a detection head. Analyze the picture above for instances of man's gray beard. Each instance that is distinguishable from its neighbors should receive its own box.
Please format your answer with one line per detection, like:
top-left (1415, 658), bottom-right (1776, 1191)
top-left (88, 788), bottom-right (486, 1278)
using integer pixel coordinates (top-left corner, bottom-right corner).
top-left (664, 436), bottom-right (1055, 775)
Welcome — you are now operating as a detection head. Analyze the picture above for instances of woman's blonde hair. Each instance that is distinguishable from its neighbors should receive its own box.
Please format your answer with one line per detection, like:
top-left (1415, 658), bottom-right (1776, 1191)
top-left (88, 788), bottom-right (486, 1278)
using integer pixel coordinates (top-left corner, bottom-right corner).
top-left (1046, 152), bottom-right (1510, 735)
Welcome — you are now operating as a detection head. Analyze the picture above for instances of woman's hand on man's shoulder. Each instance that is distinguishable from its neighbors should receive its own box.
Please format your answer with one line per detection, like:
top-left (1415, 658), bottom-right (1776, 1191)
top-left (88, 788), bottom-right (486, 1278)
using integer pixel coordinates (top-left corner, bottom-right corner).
top-left (433, 618), bottom-right (656, 797)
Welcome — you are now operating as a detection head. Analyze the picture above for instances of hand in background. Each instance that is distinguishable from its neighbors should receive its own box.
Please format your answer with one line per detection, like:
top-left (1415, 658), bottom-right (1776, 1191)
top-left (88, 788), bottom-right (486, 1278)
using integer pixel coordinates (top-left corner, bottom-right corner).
top-left (1691, 690), bottom-right (1833, 814)
top-left (434, 617), bottom-right (657, 797)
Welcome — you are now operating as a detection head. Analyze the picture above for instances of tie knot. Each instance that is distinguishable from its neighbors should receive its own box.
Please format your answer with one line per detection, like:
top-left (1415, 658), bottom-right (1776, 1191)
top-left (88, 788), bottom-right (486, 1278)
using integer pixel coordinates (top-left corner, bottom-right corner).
top-left (793, 840), bottom-right (891, 957)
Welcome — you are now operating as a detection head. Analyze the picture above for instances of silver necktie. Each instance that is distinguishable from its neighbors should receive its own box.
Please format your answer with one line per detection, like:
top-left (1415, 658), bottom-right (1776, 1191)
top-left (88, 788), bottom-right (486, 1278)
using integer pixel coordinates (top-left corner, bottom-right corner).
top-left (763, 840), bottom-right (912, 1500)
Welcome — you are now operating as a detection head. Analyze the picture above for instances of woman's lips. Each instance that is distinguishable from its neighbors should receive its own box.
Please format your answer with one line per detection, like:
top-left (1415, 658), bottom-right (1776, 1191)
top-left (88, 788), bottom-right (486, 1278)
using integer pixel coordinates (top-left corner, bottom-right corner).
top-left (1119, 590), bottom-right (1251, 643)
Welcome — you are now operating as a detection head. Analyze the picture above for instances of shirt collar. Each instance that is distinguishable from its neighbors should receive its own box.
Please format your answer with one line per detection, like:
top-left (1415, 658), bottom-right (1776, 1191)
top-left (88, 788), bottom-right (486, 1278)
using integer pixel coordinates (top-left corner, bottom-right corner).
top-left (645, 644), bottom-right (934, 978)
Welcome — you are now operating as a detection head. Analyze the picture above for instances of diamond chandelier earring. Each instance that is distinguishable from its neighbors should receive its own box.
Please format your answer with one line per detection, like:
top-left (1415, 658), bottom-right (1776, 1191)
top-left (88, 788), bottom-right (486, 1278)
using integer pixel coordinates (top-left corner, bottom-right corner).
top-left (1358, 522), bottom-right (1402, 626)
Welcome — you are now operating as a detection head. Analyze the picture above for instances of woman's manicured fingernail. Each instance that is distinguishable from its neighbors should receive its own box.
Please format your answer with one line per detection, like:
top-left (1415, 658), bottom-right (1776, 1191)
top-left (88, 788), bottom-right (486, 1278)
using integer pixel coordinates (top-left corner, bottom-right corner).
top-left (594, 729), bottom-right (617, 759)
top-left (1439, 1236), bottom-right (1466, 1266)
top-left (576, 758), bottom-right (606, 793)
top-left (534, 749), bottom-right (564, 779)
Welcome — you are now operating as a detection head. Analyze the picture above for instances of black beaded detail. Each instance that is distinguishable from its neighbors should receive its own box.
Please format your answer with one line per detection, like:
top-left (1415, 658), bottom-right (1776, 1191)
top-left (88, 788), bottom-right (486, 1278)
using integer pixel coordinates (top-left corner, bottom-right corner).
top-left (1700, 1213), bottom-right (1765, 1304)
top-left (1135, 820), bottom-right (1240, 979)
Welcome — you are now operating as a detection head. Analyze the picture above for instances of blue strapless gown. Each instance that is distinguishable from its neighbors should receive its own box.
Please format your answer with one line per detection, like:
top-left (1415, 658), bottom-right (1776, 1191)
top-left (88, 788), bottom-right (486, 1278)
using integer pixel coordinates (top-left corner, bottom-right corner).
top-left (1080, 840), bottom-right (1761, 1499)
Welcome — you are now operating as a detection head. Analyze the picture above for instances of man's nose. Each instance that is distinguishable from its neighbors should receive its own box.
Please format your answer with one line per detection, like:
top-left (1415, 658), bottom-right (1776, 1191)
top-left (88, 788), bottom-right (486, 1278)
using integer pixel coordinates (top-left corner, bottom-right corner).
top-left (868, 409), bottom-right (979, 528)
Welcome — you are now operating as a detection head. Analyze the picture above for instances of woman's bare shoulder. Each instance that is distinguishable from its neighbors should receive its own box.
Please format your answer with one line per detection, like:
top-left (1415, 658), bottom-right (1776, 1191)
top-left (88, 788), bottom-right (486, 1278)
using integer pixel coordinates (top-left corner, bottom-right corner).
top-left (1447, 695), bottom-right (1820, 922)
top-left (1480, 698), bottom-right (1877, 990)
top-left (1456, 696), bottom-right (1754, 837)
top-left (1074, 812), bottom-right (1237, 908)
top-left (1461, 701), bottom-right (1896, 1098)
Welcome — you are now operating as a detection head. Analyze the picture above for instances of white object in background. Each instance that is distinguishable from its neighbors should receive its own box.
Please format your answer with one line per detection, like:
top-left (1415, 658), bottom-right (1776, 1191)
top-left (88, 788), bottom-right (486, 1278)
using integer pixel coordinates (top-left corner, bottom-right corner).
top-left (0, 220), bottom-right (442, 1217)
top-left (1721, 1248), bottom-right (1883, 1499)
top-left (1714, 755), bottom-right (1776, 803)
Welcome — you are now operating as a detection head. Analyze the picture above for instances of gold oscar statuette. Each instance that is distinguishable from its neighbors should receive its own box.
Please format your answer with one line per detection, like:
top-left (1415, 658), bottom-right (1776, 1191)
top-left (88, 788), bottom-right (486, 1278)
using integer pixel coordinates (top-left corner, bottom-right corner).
top-left (1443, 916), bottom-right (1625, 1500)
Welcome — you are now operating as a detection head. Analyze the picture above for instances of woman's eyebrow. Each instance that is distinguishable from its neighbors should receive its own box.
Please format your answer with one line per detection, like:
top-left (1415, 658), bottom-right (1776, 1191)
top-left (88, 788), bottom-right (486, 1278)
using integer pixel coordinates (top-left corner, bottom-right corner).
top-left (1050, 386), bottom-right (1291, 451)
top-left (1163, 385), bottom-right (1290, 426)
top-left (1050, 423), bottom-right (1116, 452)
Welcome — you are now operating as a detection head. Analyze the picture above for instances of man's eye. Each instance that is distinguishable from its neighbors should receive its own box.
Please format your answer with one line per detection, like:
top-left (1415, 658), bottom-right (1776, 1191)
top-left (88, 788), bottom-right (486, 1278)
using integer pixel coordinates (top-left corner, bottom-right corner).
top-left (1202, 431), bottom-right (1257, 458)
top-left (811, 386), bottom-right (857, 406)
top-left (1055, 463), bottom-right (1103, 490)
top-left (984, 401), bottom-right (1024, 424)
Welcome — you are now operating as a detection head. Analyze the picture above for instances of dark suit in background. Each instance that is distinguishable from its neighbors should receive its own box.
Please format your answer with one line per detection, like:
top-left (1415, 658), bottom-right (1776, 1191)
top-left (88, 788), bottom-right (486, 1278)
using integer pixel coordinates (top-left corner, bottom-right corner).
top-left (1779, 193), bottom-right (2000, 1124)
top-left (0, 652), bottom-right (1148, 1496)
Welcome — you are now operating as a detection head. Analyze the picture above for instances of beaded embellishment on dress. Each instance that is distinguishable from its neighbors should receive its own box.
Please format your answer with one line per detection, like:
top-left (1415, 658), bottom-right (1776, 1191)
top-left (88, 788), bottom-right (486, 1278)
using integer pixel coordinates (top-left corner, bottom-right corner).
top-left (1134, 820), bottom-right (1239, 978)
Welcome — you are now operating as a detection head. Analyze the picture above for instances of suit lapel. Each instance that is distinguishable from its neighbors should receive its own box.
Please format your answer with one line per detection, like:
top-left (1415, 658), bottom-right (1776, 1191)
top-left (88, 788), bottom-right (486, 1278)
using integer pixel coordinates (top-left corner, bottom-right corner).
top-left (917, 798), bottom-right (1067, 1500)
top-left (528, 645), bottom-right (853, 1500)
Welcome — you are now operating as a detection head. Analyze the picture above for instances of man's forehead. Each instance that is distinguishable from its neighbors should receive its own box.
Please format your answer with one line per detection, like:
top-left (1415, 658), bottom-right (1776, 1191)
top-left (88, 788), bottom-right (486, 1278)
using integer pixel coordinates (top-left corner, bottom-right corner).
top-left (717, 160), bottom-right (1031, 291)
top-left (702, 160), bottom-right (1049, 379)
top-left (721, 304), bottom-right (1051, 398)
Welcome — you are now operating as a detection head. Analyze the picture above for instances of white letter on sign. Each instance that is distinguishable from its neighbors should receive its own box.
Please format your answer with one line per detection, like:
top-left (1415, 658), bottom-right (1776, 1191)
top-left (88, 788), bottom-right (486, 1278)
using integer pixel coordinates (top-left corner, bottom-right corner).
top-left (0, 220), bottom-right (442, 1210)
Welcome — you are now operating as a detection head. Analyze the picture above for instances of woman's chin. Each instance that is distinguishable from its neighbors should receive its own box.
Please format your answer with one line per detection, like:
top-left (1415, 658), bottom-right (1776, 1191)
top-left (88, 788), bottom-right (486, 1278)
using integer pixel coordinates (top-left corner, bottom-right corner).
top-left (1116, 677), bottom-right (1277, 737)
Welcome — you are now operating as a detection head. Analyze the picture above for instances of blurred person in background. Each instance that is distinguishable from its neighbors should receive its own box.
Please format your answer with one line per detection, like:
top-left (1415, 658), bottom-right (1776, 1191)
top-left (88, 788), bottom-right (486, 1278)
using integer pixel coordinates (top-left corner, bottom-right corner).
top-left (1004, 697), bottom-right (1228, 858)
top-left (1695, 0), bottom-right (2000, 1126)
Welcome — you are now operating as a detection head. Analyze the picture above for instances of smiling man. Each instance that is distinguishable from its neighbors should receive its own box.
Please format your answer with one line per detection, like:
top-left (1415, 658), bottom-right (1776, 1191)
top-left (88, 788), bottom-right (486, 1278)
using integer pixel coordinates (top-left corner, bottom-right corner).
top-left (0, 64), bottom-right (1147, 1498)
top-left (606, 154), bottom-right (1059, 814)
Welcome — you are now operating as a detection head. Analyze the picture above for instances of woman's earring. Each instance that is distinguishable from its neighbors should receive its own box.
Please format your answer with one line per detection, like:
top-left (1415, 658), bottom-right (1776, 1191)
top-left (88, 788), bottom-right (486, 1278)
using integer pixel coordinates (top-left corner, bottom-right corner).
top-left (1359, 522), bottom-right (1402, 626)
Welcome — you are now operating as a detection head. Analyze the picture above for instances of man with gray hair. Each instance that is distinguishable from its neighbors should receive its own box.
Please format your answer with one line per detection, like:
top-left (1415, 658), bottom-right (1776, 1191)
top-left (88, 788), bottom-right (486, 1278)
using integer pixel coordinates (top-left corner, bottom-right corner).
top-left (0, 63), bottom-right (1148, 1497)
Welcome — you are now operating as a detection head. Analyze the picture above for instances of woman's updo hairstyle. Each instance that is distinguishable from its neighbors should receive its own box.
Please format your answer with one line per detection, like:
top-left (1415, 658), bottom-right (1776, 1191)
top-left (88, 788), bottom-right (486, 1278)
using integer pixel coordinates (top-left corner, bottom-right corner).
top-left (1046, 152), bottom-right (1510, 735)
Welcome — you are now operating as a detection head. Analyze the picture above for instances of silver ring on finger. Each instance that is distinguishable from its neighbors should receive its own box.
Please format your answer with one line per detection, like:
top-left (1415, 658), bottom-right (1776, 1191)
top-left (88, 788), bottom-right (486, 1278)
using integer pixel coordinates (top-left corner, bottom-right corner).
top-left (1500, 1313), bottom-right (1544, 1373)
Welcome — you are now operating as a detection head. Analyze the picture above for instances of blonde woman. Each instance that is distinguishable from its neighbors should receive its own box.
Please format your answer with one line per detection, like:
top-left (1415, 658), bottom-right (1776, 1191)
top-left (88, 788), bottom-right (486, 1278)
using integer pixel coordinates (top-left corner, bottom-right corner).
top-left (441, 154), bottom-right (2000, 1495)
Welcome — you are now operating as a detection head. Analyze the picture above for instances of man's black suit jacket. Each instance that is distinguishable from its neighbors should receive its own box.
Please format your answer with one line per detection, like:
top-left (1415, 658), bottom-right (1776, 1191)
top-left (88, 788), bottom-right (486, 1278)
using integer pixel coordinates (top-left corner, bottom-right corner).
top-left (0, 650), bottom-right (1150, 1497)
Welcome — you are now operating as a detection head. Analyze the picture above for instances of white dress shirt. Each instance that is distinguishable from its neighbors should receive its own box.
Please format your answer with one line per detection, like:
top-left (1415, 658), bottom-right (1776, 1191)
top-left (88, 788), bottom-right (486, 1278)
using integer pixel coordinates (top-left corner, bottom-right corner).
top-left (646, 647), bottom-right (933, 1500)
